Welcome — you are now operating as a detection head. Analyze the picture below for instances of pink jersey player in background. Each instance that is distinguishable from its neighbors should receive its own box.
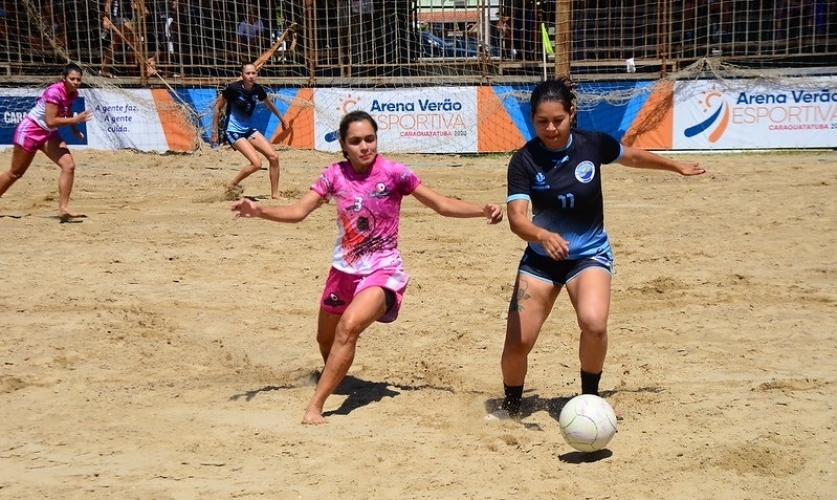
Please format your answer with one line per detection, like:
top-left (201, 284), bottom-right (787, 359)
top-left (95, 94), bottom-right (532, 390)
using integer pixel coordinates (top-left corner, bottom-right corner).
top-left (0, 63), bottom-right (93, 220)
top-left (231, 110), bottom-right (504, 425)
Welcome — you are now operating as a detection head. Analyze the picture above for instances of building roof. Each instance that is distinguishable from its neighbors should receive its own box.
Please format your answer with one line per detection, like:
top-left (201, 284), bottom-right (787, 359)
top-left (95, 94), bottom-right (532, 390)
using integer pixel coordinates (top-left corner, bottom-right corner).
top-left (417, 9), bottom-right (480, 23)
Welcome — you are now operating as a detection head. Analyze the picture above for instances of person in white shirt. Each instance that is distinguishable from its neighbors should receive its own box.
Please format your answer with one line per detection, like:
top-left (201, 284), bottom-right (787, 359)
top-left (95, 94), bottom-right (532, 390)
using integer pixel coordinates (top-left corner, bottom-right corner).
top-left (237, 7), bottom-right (265, 48)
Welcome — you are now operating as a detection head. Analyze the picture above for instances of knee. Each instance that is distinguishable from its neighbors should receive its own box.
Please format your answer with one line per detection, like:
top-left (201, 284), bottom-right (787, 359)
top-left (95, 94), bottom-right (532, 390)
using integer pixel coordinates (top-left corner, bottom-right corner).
top-left (579, 316), bottom-right (608, 339)
top-left (267, 153), bottom-right (279, 165)
top-left (249, 159), bottom-right (263, 170)
top-left (334, 319), bottom-right (364, 345)
top-left (503, 334), bottom-right (535, 356)
top-left (316, 330), bottom-right (332, 347)
top-left (60, 162), bottom-right (76, 174)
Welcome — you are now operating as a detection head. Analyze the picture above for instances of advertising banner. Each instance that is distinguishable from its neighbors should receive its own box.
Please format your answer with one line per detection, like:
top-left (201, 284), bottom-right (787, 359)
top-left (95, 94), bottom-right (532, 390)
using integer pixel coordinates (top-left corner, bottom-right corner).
top-left (3, 79), bottom-right (834, 154)
top-left (313, 87), bottom-right (478, 153)
top-left (0, 88), bottom-right (195, 152)
top-left (672, 78), bottom-right (837, 149)
top-left (83, 89), bottom-right (170, 151)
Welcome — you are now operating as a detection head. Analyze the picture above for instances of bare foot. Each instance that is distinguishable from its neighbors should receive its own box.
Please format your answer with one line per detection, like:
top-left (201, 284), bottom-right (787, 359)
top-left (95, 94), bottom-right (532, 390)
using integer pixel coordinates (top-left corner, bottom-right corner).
top-left (302, 408), bottom-right (327, 425)
top-left (59, 209), bottom-right (81, 218)
top-left (270, 194), bottom-right (287, 201)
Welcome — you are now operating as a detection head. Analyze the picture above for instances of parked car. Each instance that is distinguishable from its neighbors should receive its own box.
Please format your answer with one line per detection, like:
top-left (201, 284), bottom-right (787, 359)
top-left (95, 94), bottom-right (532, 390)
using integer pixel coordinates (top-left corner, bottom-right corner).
top-left (419, 31), bottom-right (478, 58)
top-left (447, 36), bottom-right (501, 58)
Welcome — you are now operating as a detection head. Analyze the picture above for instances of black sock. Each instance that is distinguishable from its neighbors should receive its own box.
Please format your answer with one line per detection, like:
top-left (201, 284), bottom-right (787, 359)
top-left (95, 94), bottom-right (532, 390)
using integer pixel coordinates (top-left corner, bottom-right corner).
top-left (501, 384), bottom-right (524, 415)
top-left (580, 370), bottom-right (602, 396)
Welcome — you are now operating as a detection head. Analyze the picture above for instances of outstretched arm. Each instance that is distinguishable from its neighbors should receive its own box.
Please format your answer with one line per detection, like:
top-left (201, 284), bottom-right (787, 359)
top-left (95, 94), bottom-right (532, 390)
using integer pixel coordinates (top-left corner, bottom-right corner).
top-left (410, 184), bottom-right (503, 224)
top-left (231, 190), bottom-right (325, 223)
top-left (617, 146), bottom-right (706, 176)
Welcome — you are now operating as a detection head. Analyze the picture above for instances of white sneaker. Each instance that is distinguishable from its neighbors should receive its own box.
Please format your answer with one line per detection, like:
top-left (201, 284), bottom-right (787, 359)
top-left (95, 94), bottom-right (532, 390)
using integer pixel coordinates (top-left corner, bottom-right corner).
top-left (483, 409), bottom-right (511, 421)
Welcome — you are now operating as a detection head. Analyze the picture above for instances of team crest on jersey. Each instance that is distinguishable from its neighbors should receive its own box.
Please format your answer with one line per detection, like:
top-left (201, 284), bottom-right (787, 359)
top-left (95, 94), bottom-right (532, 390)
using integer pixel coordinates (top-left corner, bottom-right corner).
top-left (532, 172), bottom-right (550, 191)
top-left (575, 161), bottom-right (596, 183)
top-left (370, 182), bottom-right (390, 198)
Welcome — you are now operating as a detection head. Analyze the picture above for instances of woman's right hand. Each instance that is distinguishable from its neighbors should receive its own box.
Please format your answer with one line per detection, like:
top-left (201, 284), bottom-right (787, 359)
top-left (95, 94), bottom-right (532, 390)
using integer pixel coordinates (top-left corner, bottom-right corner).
top-left (538, 230), bottom-right (569, 260)
top-left (75, 110), bottom-right (93, 124)
top-left (231, 198), bottom-right (262, 219)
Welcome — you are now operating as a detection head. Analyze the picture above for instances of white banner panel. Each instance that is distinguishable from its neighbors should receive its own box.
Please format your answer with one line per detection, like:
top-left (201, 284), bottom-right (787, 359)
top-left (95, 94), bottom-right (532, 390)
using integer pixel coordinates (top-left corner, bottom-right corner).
top-left (673, 78), bottom-right (837, 149)
top-left (83, 89), bottom-right (170, 152)
top-left (313, 87), bottom-right (478, 153)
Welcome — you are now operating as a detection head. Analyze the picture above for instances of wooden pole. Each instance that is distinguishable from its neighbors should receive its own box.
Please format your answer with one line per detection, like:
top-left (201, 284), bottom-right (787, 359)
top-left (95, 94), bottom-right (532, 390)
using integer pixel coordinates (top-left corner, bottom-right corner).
top-left (136, 0), bottom-right (148, 86)
top-left (659, 0), bottom-right (670, 77)
top-left (555, 0), bottom-right (571, 78)
top-left (306, 0), bottom-right (316, 86)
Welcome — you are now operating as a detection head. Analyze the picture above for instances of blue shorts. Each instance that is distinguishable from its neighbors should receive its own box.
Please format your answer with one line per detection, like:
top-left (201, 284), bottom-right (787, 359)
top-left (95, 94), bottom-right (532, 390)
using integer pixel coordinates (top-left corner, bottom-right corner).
top-left (518, 246), bottom-right (614, 286)
top-left (224, 128), bottom-right (259, 149)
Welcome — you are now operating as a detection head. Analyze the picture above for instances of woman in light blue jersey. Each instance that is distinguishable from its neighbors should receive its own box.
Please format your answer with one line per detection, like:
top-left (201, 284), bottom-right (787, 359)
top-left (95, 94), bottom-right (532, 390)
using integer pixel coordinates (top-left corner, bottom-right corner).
top-left (211, 63), bottom-right (289, 199)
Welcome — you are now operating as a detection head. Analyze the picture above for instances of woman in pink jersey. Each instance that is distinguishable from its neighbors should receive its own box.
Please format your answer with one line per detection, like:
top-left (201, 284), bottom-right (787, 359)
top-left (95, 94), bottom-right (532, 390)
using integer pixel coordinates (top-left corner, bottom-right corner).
top-left (0, 63), bottom-right (92, 219)
top-left (231, 110), bottom-right (504, 424)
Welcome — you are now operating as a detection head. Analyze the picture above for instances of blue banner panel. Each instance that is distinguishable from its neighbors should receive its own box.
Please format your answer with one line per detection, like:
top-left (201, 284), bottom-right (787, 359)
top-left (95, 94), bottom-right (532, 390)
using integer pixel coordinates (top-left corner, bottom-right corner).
top-left (0, 97), bottom-right (88, 147)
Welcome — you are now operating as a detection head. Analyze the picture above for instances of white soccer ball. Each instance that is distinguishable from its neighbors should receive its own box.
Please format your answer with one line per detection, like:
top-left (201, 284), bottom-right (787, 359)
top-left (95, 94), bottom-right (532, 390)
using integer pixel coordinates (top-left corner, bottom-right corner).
top-left (558, 394), bottom-right (617, 452)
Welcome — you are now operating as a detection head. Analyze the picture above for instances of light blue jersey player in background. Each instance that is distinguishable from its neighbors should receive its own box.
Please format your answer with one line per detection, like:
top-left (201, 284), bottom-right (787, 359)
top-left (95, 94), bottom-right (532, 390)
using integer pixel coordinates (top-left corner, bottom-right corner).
top-left (486, 78), bottom-right (706, 421)
top-left (212, 63), bottom-right (289, 199)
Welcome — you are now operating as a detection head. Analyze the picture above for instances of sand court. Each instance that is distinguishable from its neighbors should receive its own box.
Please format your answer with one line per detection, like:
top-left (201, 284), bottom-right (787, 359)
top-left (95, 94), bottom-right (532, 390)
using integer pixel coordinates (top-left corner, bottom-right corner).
top-left (1, 148), bottom-right (835, 499)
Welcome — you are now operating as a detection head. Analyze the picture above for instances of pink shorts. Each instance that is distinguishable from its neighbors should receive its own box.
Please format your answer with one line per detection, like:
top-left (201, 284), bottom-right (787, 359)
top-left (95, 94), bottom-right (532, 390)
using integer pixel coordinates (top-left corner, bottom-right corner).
top-left (320, 266), bottom-right (410, 323)
top-left (13, 117), bottom-right (59, 154)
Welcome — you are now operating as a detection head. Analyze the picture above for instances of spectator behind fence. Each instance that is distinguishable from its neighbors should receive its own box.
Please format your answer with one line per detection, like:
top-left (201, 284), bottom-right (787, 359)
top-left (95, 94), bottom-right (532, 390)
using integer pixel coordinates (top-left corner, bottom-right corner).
top-left (496, 14), bottom-right (516, 59)
top-left (100, 0), bottom-right (157, 78)
top-left (146, 0), bottom-right (181, 78)
top-left (271, 17), bottom-right (298, 63)
top-left (237, 6), bottom-right (265, 60)
top-left (806, 0), bottom-right (828, 36)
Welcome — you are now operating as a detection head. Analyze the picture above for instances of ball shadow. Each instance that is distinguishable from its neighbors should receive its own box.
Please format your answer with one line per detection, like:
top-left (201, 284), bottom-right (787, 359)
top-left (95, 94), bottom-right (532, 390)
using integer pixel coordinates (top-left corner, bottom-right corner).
top-left (558, 449), bottom-right (614, 463)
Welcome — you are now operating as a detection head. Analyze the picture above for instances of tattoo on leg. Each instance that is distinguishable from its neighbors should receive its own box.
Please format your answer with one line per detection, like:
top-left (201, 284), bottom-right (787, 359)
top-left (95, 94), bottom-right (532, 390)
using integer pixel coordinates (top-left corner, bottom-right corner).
top-left (509, 278), bottom-right (531, 312)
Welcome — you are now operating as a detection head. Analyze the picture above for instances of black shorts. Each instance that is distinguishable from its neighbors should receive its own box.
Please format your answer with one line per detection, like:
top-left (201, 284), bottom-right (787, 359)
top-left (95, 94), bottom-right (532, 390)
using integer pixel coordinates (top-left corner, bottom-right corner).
top-left (518, 246), bottom-right (613, 286)
top-left (224, 128), bottom-right (259, 149)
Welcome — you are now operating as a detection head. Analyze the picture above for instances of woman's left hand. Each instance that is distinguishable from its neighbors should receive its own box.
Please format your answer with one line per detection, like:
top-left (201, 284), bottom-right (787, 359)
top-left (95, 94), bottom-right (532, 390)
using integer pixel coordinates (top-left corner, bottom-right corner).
top-left (675, 161), bottom-right (706, 176)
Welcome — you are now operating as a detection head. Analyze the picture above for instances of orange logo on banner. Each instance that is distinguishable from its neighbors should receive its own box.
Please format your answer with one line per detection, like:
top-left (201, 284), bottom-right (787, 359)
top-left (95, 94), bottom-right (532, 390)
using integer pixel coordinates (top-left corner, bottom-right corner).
top-left (684, 87), bottom-right (730, 143)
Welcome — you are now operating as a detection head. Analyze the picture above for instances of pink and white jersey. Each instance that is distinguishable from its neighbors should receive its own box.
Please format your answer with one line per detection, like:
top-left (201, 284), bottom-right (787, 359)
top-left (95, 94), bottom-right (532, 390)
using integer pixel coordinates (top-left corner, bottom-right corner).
top-left (26, 82), bottom-right (77, 131)
top-left (311, 155), bottom-right (421, 275)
